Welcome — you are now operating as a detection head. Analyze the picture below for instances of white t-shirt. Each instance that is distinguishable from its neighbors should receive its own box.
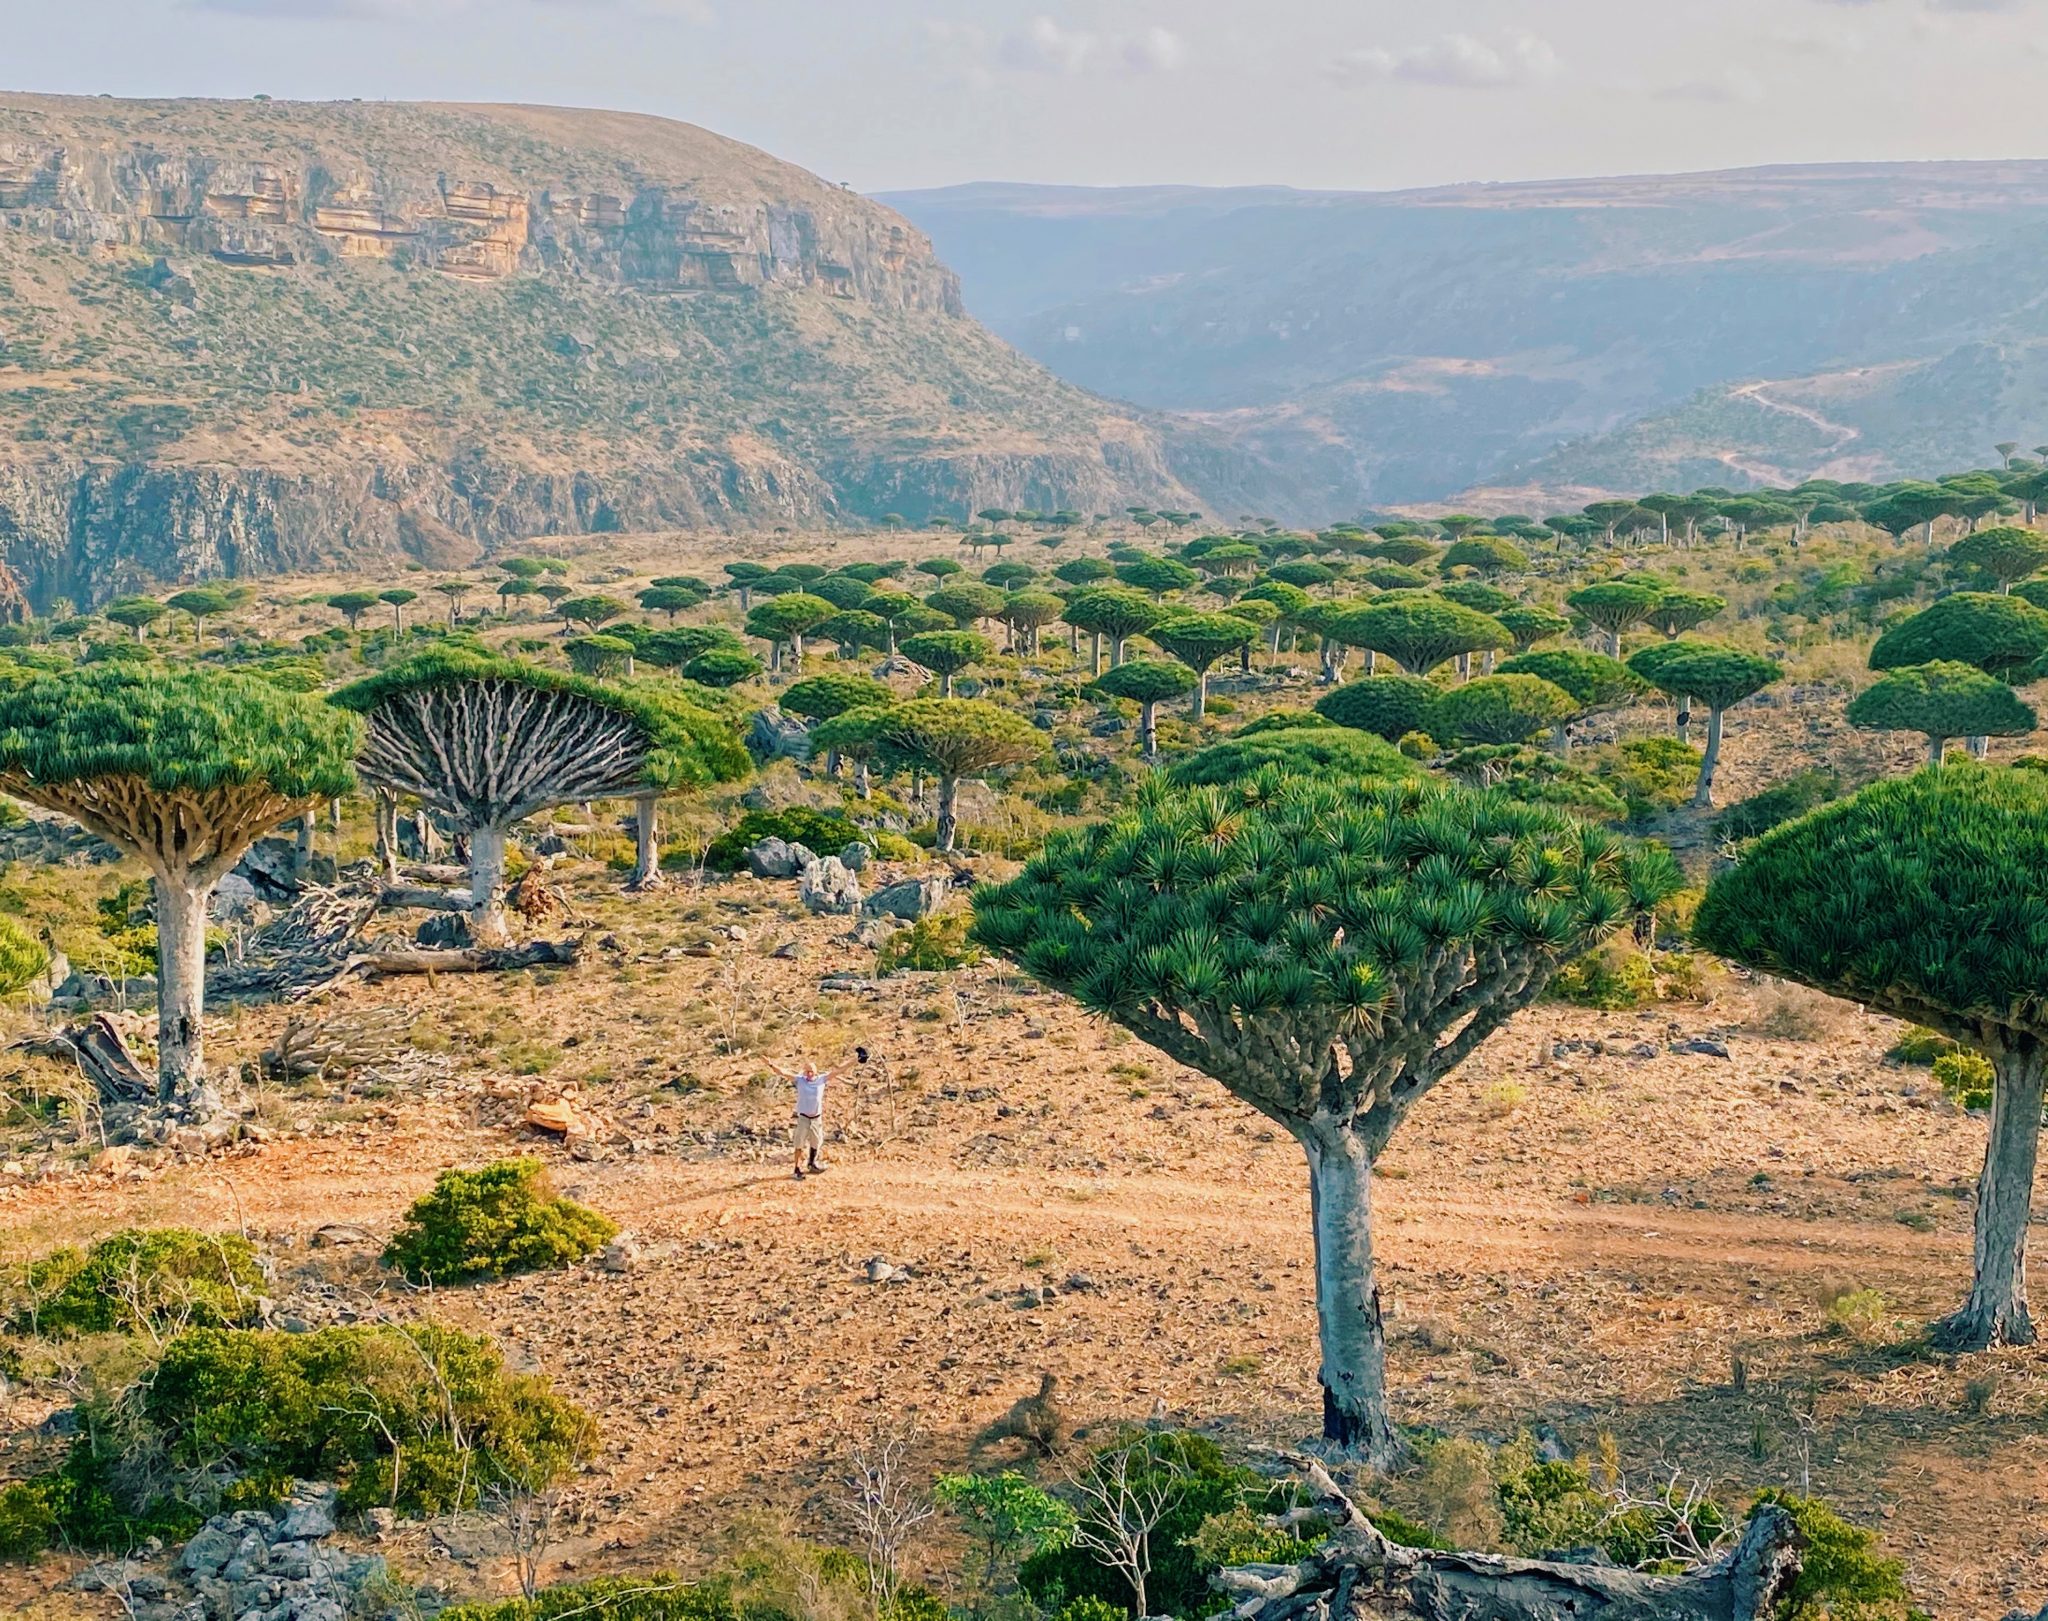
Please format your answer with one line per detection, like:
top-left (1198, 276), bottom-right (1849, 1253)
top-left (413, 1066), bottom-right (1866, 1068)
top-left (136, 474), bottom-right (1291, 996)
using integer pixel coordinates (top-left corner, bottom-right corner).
top-left (794, 1071), bottom-right (829, 1116)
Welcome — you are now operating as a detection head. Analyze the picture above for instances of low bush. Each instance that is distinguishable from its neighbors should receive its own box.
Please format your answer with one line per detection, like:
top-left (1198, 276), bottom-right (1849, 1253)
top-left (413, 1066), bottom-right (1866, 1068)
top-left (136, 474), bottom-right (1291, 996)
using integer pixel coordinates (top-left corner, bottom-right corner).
top-left (1019, 1430), bottom-right (1295, 1620)
top-left (1932, 1051), bottom-right (1995, 1110)
top-left (1748, 1491), bottom-right (1922, 1621)
top-left (442, 1575), bottom-right (742, 1621)
top-left (876, 914), bottom-right (982, 974)
top-left (1587, 736), bottom-right (1700, 822)
top-left (12, 1228), bottom-right (265, 1338)
top-left (1549, 943), bottom-right (1658, 1010)
top-left (0, 1322), bottom-right (592, 1557)
top-left (382, 1159), bottom-right (616, 1285)
top-left (703, 807), bottom-right (864, 871)
top-left (1497, 1457), bottom-right (1725, 1569)
top-left (1713, 768), bottom-right (1842, 843)
top-left (1888, 1026), bottom-right (1958, 1065)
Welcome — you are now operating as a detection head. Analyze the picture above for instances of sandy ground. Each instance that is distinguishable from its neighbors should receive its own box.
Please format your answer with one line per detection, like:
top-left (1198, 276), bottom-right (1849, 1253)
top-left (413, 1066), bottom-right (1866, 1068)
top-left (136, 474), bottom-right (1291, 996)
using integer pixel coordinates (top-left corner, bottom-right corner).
top-left (0, 865), bottom-right (2042, 1619)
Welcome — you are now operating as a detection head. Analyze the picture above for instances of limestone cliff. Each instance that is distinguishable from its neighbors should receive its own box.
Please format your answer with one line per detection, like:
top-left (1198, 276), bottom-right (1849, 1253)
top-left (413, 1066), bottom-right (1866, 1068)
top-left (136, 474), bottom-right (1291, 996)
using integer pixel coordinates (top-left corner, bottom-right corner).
top-left (0, 95), bottom-right (1206, 604)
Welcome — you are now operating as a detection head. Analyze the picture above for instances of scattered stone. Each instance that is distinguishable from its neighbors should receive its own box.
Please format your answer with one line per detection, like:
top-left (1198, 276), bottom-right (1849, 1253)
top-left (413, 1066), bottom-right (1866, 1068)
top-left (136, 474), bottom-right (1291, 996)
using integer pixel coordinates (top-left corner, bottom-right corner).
top-left (414, 911), bottom-right (472, 948)
top-left (746, 837), bottom-right (804, 879)
top-left (771, 940), bottom-right (803, 960)
top-left (1671, 1037), bottom-right (1731, 1058)
top-left (799, 856), bottom-right (862, 915)
top-left (1062, 1271), bottom-right (1099, 1293)
top-left (839, 841), bottom-right (871, 872)
top-left (599, 1234), bottom-right (641, 1273)
top-left (278, 1481), bottom-right (339, 1540)
top-left (864, 876), bottom-right (948, 921)
top-left (746, 709), bottom-right (812, 763)
top-left (309, 1223), bottom-right (374, 1248)
top-left (864, 1256), bottom-right (903, 1284)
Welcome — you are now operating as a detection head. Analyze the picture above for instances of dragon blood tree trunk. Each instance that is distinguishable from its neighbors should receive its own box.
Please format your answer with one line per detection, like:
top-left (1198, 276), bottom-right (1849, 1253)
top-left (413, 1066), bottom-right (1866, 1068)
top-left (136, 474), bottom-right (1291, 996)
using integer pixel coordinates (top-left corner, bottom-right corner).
top-left (1301, 1120), bottom-right (1403, 1464)
top-left (153, 875), bottom-right (212, 1103)
top-left (1943, 1040), bottom-right (2045, 1348)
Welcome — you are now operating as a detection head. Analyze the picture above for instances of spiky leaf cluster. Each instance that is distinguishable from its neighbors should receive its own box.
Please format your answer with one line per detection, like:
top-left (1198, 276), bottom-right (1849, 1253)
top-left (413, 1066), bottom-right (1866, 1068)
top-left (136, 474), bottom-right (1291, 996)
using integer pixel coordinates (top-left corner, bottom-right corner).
top-left (1869, 592), bottom-right (2048, 675)
top-left (972, 771), bottom-right (1677, 1140)
top-left (1326, 597), bottom-right (1510, 675)
top-left (1428, 674), bottom-right (1580, 745)
top-left (1846, 661), bottom-right (2036, 747)
top-left (781, 673), bottom-right (896, 723)
top-left (1694, 763), bottom-right (2048, 1043)
top-left (1163, 726), bottom-right (1418, 788)
top-left (0, 665), bottom-right (360, 877)
top-left (1948, 526), bottom-right (2048, 590)
top-left (1498, 650), bottom-right (1646, 711)
top-left (1313, 675), bottom-right (1438, 742)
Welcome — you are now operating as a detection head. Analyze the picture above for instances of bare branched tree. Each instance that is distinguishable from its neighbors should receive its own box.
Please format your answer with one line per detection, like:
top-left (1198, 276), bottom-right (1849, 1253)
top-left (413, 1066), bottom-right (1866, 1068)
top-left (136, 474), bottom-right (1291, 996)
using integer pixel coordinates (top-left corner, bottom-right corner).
top-left (1064, 1435), bottom-right (1186, 1618)
top-left (838, 1419), bottom-right (935, 1612)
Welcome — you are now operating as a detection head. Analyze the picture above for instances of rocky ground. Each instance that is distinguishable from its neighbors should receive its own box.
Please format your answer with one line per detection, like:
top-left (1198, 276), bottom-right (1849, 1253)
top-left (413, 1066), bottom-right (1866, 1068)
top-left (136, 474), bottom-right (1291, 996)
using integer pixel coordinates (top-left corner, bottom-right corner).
top-left (0, 849), bottom-right (2042, 1620)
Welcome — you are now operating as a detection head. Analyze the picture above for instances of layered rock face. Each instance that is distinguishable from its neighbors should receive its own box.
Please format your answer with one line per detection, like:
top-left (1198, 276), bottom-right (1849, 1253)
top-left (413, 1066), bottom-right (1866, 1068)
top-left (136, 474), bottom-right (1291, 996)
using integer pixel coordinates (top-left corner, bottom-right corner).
top-left (0, 95), bottom-right (1203, 604)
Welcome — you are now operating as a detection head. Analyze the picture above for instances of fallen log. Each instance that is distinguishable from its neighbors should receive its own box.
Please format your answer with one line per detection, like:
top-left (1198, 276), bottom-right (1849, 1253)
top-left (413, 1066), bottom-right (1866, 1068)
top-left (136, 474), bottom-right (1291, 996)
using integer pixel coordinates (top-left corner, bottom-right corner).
top-left (1213, 1458), bottom-right (1801, 1621)
top-left (11, 1015), bottom-right (153, 1103)
top-left (348, 939), bottom-right (583, 978)
top-left (378, 885), bottom-right (476, 913)
top-left (286, 937), bottom-right (585, 1001)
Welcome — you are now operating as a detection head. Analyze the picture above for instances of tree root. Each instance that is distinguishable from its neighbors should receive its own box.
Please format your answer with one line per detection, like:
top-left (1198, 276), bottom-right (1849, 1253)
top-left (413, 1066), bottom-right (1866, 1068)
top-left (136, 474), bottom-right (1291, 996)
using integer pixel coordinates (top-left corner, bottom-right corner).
top-left (1213, 1458), bottom-right (1802, 1621)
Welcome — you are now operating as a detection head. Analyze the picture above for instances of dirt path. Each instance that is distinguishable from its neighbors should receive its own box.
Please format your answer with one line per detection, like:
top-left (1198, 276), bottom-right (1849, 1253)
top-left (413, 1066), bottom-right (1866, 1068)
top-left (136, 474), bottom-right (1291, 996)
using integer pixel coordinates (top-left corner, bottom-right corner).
top-left (4, 872), bottom-right (2045, 1619)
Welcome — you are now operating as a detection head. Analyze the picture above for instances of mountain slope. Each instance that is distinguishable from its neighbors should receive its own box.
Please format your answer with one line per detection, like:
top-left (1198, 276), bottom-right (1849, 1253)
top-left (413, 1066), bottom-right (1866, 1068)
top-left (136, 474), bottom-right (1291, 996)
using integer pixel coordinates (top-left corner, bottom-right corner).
top-left (0, 95), bottom-right (1205, 605)
top-left (882, 165), bottom-right (2048, 515)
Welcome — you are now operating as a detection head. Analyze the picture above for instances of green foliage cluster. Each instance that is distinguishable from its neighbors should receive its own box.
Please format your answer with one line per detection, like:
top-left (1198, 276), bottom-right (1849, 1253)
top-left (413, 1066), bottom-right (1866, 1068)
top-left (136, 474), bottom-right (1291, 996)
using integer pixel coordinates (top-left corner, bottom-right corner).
top-left (1933, 1051), bottom-right (1995, 1110)
top-left (875, 913), bottom-right (983, 974)
top-left (381, 1159), bottom-right (617, 1285)
top-left (12, 1228), bottom-right (265, 1337)
top-left (1695, 763), bottom-right (2048, 1036)
top-left (1162, 725), bottom-right (1418, 788)
top-left (0, 1322), bottom-right (593, 1555)
top-left (1496, 1457), bottom-right (1726, 1568)
top-left (1714, 769), bottom-right (1843, 843)
top-left (703, 807), bottom-right (865, 871)
top-left (0, 663), bottom-right (360, 801)
top-left (1586, 737), bottom-right (1703, 823)
top-left (1749, 1490), bottom-right (1922, 1621)
top-left (1018, 1431), bottom-right (1296, 1620)
top-left (0, 915), bottom-right (48, 996)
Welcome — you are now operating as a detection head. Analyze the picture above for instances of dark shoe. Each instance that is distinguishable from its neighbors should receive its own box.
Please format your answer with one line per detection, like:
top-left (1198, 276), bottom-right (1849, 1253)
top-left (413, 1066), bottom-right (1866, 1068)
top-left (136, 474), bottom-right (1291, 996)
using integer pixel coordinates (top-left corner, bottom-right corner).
top-left (808, 1156), bottom-right (827, 1173)
top-left (792, 1168), bottom-right (806, 1181)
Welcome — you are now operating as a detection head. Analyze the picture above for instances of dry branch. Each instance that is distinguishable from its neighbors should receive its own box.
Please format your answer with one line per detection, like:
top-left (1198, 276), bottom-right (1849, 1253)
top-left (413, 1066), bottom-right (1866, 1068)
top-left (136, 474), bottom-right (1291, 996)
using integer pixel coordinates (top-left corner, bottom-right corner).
top-left (1212, 1458), bottom-right (1802, 1621)
top-left (11, 1015), bottom-right (152, 1103)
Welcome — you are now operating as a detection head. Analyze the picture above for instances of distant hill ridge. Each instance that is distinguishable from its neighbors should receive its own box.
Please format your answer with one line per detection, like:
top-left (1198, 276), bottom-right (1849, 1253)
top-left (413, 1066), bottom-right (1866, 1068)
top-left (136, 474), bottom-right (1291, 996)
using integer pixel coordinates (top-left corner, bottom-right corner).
top-left (883, 161), bottom-right (2048, 519)
top-left (0, 94), bottom-right (1209, 607)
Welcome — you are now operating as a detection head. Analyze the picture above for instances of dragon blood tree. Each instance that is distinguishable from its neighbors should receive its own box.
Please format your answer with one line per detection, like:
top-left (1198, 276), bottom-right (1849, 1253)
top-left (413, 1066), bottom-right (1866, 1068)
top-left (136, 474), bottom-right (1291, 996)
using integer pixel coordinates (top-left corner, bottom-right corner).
top-left (972, 770), bottom-right (1677, 1460)
top-left (1695, 764), bottom-right (2048, 1348)
top-left (335, 648), bottom-right (746, 923)
top-left (0, 665), bottom-right (360, 1100)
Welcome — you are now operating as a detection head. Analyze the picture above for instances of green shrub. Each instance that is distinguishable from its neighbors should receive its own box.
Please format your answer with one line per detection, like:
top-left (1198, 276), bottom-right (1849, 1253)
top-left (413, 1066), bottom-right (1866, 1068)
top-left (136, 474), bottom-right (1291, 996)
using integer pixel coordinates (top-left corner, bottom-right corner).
top-left (13, 1228), bottom-right (265, 1337)
top-left (382, 1159), bottom-right (616, 1285)
top-left (1360, 1506), bottom-right (1452, 1552)
top-left (0, 916), bottom-right (48, 996)
top-left (1052, 1598), bottom-right (1126, 1621)
top-left (1932, 1051), bottom-right (1995, 1110)
top-left (1714, 770), bottom-right (1843, 843)
top-left (1748, 1491), bottom-right (1920, 1621)
top-left (703, 807), bottom-right (864, 871)
top-left (1590, 736), bottom-right (1701, 822)
top-left (876, 914), bottom-right (982, 974)
top-left (443, 1574), bottom-right (741, 1621)
top-left (1396, 730), bottom-right (1437, 760)
top-left (1498, 1458), bottom-right (1726, 1570)
top-left (1549, 944), bottom-right (1658, 1010)
top-left (140, 1323), bottom-right (595, 1515)
top-left (1888, 1026), bottom-right (1958, 1065)
top-left (1019, 1431), bottom-right (1291, 1621)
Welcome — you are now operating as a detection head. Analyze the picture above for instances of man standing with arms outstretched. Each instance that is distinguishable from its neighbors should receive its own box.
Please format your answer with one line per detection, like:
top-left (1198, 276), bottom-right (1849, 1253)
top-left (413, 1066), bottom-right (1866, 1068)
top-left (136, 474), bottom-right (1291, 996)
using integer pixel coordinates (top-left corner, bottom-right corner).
top-left (769, 1047), bottom-right (864, 1180)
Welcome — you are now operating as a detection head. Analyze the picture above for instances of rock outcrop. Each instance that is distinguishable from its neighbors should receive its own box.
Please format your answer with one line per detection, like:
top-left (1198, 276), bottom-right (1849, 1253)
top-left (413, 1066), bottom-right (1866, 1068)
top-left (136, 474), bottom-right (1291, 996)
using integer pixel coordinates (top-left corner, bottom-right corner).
top-left (0, 94), bottom-right (1213, 605)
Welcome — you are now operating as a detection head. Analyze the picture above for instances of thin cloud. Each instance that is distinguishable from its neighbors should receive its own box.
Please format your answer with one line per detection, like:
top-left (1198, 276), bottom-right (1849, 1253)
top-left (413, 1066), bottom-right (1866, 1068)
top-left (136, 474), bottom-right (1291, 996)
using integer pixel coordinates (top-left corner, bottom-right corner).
top-left (937, 15), bottom-right (1189, 81)
top-left (185, 0), bottom-right (714, 19)
top-left (1658, 68), bottom-right (1766, 103)
top-left (1327, 31), bottom-right (1559, 91)
top-left (998, 16), bottom-right (1098, 74)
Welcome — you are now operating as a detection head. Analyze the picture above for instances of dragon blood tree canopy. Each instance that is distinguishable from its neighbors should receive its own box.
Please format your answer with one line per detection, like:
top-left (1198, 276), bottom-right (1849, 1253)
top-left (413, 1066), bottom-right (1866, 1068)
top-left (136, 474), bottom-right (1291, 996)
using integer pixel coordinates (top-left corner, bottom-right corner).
top-left (334, 647), bottom-right (747, 919)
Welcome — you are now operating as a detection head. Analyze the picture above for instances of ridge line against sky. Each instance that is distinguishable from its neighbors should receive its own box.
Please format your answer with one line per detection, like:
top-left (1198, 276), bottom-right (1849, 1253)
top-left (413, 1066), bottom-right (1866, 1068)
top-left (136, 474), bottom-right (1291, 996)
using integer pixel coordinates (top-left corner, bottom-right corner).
top-left (8, 1), bottom-right (2048, 193)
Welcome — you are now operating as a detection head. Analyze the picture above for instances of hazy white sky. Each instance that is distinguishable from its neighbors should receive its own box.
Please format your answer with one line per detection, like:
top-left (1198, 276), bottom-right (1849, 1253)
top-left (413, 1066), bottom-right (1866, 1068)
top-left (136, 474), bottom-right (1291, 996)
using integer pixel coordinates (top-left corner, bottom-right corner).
top-left (10, 0), bottom-right (2048, 192)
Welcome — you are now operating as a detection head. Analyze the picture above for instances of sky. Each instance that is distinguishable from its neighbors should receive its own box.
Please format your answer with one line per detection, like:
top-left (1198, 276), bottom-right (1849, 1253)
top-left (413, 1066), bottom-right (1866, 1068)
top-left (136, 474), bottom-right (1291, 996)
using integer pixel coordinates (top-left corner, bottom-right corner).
top-left (10, 0), bottom-right (2048, 194)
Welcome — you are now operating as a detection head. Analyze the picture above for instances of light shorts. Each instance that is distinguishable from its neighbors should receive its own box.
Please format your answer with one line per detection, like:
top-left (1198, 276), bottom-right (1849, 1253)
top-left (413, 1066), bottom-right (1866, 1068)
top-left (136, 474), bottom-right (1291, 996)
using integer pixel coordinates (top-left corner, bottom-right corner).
top-left (793, 1113), bottom-right (824, 1153)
